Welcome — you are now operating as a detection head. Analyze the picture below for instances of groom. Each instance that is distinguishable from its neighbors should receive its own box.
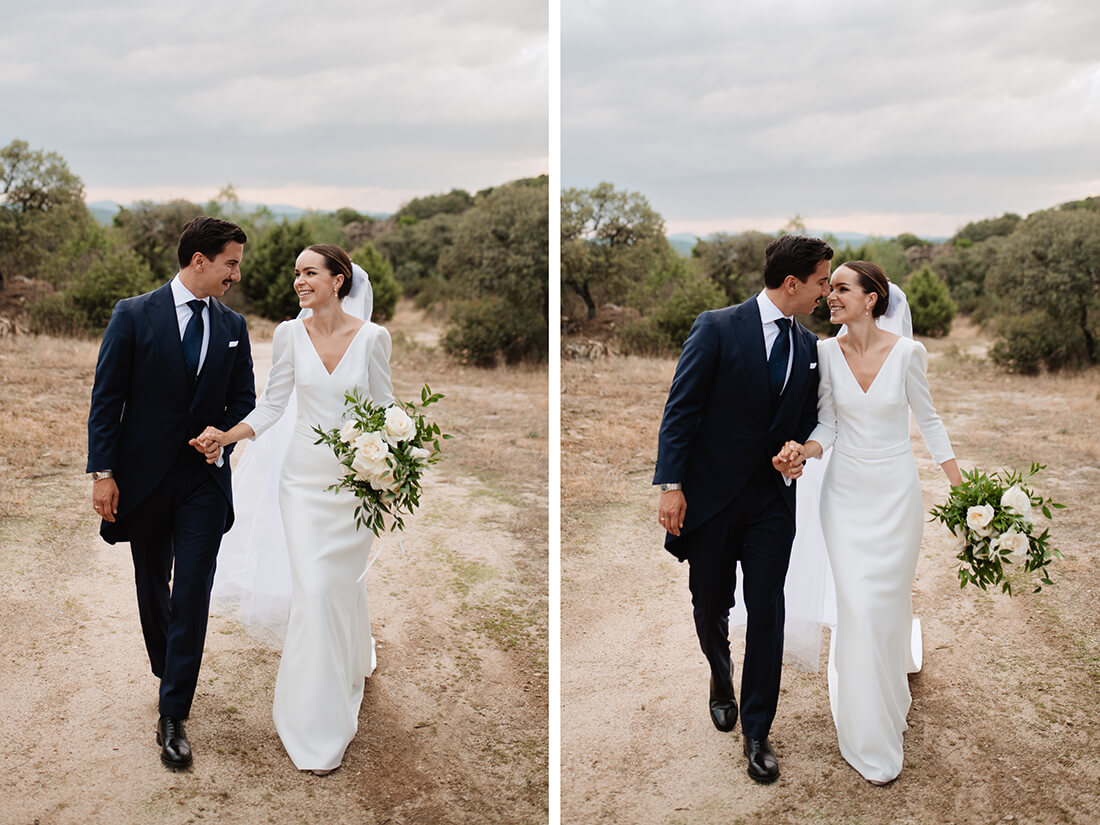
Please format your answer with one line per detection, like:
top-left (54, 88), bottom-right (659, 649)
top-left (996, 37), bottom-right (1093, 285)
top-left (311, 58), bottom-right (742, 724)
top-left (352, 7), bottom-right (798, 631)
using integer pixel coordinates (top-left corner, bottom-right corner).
top-left (654, 234), bottom-right (832, 783)
top-left (87, 216), bottom-right (255, 768)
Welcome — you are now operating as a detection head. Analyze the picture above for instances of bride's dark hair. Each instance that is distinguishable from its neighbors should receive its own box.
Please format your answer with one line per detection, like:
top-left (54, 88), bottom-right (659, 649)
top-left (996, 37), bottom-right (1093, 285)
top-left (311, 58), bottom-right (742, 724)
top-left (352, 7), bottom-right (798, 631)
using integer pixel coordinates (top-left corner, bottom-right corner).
top-left (841, 260), bottom-right (890, 318)
top-left (306, 244), bottom-right (354, 299)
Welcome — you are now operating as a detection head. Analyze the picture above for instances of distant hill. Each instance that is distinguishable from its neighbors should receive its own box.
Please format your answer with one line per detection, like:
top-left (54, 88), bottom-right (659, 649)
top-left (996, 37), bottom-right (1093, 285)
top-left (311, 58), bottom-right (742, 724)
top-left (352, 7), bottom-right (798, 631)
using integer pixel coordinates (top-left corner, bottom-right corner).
top-left (88, 201), bottom-right (120, 226)
top-left (85, 199), bottom-right (391, 227)
top-left (667, 229), bottom-right (948, 257)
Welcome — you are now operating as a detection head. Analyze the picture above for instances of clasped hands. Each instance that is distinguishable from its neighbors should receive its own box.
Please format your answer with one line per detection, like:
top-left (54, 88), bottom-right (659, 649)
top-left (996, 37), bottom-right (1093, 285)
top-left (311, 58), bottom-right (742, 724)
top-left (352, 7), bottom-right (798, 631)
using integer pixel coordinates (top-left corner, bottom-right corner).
top-left (772, 440), bottom-right (807, 480)
top-left (188, 426), bottom-right (229, 464)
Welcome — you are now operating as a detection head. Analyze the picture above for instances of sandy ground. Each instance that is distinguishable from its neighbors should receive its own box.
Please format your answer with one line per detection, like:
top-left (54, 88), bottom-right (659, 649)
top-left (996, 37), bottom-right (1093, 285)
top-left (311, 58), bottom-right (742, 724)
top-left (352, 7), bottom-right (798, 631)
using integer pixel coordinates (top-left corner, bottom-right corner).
top-left (561, 319), bottom-right (1100, 825)
top-left (0, 301), bottom-right (547, 824)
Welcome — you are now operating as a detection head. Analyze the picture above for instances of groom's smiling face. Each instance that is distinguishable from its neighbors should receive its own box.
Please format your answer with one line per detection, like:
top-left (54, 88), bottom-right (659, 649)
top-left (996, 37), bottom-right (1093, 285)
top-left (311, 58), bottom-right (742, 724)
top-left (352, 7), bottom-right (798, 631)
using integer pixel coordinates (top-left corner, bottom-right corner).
top-left (789, 259), bottom-right (831, 315)
top-left (191, 242), bottom-right (244, 299)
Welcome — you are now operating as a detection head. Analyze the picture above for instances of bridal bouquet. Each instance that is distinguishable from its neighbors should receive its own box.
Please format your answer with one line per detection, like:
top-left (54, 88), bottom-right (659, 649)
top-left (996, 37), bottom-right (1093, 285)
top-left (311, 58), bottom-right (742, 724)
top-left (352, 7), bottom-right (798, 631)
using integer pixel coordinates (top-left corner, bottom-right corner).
top-left (313, 384), bottom-right (447, 536)
top-left (930, 463), bottom-right (1065, 594)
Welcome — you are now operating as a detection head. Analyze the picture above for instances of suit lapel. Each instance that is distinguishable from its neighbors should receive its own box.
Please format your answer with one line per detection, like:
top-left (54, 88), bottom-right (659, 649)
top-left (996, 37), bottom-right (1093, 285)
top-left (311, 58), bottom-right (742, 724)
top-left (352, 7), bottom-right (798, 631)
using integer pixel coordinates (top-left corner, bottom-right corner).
top-left (773, 322), bottom-right (813, 420)
top-left (730, 298), bottom-right (769, 391)
top-left (145, 282), bottom-right (189, 383)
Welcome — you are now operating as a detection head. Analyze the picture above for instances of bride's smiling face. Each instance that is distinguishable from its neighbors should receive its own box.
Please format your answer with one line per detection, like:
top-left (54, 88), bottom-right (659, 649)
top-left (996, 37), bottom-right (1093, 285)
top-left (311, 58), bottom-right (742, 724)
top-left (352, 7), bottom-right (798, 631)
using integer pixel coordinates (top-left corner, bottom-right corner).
top-left (293, 250), bottom-right (341, 308)
top-left (827, 266), bottom-right (872, 324)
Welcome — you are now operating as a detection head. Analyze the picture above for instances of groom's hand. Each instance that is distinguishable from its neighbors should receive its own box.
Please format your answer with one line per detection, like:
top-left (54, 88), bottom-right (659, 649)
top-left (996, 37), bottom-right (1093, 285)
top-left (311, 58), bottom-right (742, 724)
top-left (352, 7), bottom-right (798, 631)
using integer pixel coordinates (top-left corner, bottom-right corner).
top-left (658, 490), bottom-right (687, 537)
top-left (189, 427), bottom-right (224, 464)
top-left (92, 478), bottom-right (119, 523)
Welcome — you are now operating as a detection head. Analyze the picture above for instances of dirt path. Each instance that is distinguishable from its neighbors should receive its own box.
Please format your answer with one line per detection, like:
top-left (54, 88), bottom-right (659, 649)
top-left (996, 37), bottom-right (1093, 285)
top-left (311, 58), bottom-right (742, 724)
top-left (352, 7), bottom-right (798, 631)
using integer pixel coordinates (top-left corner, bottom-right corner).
top-left (562, 320), bottom-right (1100, 825)
top-left (0, 302), bottom-right (547, 824)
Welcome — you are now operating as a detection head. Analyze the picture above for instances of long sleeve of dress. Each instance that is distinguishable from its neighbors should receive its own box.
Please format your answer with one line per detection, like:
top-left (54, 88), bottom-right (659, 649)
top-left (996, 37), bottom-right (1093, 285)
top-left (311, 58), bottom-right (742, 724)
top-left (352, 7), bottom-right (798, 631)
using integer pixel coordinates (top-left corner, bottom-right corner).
top-left (366, 325), bottom-right (395, 407)
top-left (242, 321), bottom-right (296, 439)
top-left (807, 342), bottom-right (837, 453)
top-left (905, 340), bottom-right (954, 464)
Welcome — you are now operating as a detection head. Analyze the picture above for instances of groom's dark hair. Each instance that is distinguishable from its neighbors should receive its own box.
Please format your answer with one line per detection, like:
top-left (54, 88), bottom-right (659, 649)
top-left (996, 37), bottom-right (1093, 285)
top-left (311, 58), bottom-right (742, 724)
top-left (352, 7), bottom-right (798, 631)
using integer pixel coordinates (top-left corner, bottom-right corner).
top-left (762, 235), bottom-right (833, 289)
top-left (177, 216), bottom-right (248, 268)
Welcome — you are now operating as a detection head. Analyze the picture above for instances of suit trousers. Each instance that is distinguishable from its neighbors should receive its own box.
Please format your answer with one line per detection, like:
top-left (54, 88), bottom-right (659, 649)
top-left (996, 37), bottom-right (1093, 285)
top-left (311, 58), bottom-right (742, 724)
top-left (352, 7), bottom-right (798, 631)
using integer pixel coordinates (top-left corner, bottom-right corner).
top-left (125, 445), bottom-right (228, 719)
top-left (685, 465), bottom-right (795, 739)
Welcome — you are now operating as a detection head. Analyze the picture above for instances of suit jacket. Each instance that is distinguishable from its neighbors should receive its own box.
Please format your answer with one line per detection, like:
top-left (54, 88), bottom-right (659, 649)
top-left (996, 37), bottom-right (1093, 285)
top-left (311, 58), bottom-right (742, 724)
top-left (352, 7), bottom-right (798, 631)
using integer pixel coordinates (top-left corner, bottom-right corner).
top-left (86, 281), bottom-right (256, 544)
top-left (653, 298), bottom-right (819, 559)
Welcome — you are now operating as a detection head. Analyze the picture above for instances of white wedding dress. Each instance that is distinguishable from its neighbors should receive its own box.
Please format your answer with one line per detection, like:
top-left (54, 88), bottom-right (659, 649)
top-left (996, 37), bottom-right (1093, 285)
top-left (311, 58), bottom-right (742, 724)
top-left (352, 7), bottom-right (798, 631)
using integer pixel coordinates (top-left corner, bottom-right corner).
top-left (240, 317), bottom-right (393, 771)
top-left (807, 334), bottom-right (953, 783)
top-left (213, 264), bottom-right (374, 644)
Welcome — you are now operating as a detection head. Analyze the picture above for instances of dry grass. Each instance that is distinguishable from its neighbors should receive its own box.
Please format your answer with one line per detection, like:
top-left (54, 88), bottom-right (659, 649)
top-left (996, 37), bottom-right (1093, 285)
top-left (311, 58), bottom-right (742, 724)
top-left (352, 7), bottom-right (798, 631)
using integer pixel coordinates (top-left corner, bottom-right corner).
top-left (0, 335), bottom-right (100, 516)
top-left (0, 299), bottom-right (548, 825)
top-left (562, 319), bottom-right (1100, 825)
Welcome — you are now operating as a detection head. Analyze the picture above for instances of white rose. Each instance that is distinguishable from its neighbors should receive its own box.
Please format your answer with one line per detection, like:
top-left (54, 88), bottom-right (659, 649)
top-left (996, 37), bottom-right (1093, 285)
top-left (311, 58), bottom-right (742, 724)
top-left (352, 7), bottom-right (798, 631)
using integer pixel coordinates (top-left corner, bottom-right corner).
top-left (351, 431), bottom-right (391, 479)
top-left (994, 529), bottom-right (1028, 559)
top-left (409, 446), bottom-right (431, 462)
top-left (339, 420), bottom-right (361, 444)
top-left (970, 523), bottom-right (995, 540)
top-left (966, 504), bottom-right (995, 531)
top-left (950, 527), bottom-right (968, 552)
top-left (1000, 485), bottom-right (1033, 525)
top-left (383, 406), bottom-right (416, 445)
top-left (368, 467), bottom-right (401, 492)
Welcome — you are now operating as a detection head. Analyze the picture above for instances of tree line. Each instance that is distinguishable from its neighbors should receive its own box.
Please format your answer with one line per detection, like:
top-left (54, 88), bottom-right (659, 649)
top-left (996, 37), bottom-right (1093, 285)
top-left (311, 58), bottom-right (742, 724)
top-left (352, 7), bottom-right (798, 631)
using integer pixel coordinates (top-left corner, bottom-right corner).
top-left (562, 182), bottom-right (1100, 373)
top-left (0, 139), bottom-right (548, 367)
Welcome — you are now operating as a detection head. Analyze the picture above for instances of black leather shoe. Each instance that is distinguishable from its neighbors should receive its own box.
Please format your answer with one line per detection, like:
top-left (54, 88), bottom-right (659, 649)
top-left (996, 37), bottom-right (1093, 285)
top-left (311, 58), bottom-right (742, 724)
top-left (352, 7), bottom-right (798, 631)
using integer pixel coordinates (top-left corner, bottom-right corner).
top-left (709, 676), bottom-right (738, 732)
top-left (156, 715), bottom-right (193, 769)
top-left (743, 736), bottom-right (779, 783)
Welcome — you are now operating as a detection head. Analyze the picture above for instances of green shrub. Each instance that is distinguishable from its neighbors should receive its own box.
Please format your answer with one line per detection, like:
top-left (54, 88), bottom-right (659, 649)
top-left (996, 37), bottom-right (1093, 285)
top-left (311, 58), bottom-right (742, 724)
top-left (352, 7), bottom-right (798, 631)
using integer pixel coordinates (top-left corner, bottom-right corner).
top-left (349, 241), bottom-right (400, 321)
top-left (28, 293), bottom-right (90, 336)
top-left (652, 274), bottom-right (727, 345)
top-left (244, 220), bottom-right (315, 320)
top-left (619, 274), bottom-right (726, 356)
top-left (439, 180), bottom-right (548, 365)
top-left (67, 243), bottom-right (158, 332)
top-left (618, 318), bottom-right (674, 356)
top-left (28, 221), bottom-right (157, 335)
top-left (442, 296), bottom-right (545, 367)
top-left (905, 265), bottom-right (956, 337)
top-left (990, 313), bottom-right (1090, 374)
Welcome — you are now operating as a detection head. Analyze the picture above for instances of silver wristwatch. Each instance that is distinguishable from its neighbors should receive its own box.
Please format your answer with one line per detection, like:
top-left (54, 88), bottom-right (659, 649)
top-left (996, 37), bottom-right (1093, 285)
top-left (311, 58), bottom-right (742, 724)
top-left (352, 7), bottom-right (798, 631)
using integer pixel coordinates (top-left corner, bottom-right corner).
top-left (90, 470), bottom-right (114, 481)
top-left (659, 482), bottom-right (681, 492)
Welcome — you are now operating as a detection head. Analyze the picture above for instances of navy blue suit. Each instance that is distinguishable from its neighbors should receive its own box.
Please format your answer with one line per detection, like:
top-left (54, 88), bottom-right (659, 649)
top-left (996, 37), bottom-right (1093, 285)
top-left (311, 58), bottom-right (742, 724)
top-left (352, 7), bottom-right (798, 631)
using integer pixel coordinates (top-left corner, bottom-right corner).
top-left (654, 298), bottom-right (818, 738)
top-left (87, 281), bottom-right (255, 718)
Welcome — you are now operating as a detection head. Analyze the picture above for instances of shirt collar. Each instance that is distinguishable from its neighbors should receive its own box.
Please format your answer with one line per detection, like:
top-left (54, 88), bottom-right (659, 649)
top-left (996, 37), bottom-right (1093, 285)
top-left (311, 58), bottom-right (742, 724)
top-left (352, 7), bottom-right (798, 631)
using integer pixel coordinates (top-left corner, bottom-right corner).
top-left (171, 274), bottom-right (208, 309)
top-left (756, 290), bottom-right (791, 324)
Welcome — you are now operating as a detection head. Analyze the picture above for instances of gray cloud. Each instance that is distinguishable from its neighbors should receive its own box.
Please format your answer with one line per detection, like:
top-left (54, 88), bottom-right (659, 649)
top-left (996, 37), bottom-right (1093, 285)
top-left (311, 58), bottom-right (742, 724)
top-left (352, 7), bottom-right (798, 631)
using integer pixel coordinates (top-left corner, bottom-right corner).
top-left (563, 0), bottom-right (1100, 235)
top-left (1, 0), bottom-right (547, 208)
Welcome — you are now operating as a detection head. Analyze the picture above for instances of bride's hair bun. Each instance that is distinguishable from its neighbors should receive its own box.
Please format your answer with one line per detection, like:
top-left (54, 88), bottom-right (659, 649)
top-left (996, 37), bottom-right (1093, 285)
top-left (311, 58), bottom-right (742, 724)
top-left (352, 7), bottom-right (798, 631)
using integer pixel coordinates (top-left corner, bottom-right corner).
top-left (306, 244), bottom-right (355, 299)
top-left (842, 260), bottom-right (890, 318)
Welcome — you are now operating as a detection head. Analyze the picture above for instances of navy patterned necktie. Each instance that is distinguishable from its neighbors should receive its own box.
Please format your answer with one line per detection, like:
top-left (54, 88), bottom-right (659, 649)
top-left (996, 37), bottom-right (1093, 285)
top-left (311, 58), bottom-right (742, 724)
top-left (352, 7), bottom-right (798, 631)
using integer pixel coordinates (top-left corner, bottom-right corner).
top-left (182, 299), bottom-right (205, 379)
top-left (768, 317), bottom-right (791, 399)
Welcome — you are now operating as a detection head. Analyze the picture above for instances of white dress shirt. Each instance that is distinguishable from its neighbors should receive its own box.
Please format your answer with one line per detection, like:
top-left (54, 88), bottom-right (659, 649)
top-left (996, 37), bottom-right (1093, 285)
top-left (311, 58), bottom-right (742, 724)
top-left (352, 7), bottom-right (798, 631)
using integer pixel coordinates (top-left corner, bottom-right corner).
top-left (171, 275), bottom-right (210, 375)
top-left (756, 290), bottom-right (794, 391)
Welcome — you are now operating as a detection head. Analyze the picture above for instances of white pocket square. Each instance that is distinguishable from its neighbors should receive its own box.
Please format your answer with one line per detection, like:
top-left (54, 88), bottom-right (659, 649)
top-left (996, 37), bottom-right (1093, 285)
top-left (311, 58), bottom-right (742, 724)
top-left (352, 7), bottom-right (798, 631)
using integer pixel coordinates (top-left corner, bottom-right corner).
top-left (228, 340), bottom-right (239, 348)
top-left (809, 362), bottom-right (817, 369)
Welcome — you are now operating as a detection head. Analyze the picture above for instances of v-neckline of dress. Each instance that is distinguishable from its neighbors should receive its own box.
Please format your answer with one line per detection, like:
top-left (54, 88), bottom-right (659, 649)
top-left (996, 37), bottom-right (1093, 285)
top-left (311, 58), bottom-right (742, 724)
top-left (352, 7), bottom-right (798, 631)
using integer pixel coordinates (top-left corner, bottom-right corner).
top-left (301, 319), bottom-right (367, 376)
top-left (837, 336), bottom-right (902, 395)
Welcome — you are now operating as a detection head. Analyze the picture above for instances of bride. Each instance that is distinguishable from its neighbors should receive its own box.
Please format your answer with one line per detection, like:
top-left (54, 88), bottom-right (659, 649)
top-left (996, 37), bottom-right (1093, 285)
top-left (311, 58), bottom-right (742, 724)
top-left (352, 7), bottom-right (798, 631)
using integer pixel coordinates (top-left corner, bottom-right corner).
top-left (193, 244), bottom-right (392, 775)
top-left (777, 261), bottom-right (962, 785)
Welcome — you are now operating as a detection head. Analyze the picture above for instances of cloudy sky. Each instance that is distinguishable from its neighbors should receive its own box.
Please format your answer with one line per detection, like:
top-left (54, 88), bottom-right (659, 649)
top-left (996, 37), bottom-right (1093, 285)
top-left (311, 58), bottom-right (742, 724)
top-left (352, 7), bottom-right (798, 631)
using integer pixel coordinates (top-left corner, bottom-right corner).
top-left (563, 0), bottom-right (1100, 238)
top-left (2, 0), bottom-right (547, 213)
